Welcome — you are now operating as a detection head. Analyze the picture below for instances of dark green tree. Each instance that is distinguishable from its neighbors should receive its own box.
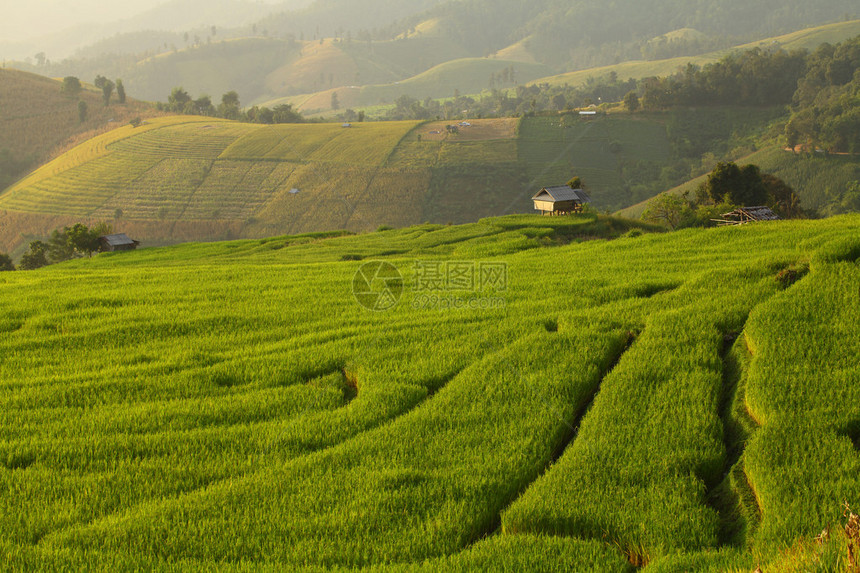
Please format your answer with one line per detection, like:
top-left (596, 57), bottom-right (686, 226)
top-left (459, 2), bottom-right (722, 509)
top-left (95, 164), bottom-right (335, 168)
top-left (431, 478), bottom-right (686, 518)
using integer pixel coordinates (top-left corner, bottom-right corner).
top-left (66, 222), bottom-right (106, 257)
top-left (61, 76), bottom-right (82, 97)
top-left (273, 104), bottom-right (303, 123)
top-left (0, 253), bottom-right (14, 271)
top-left (705, 162), bottom-right (771, 207)
top-left (567, 176), bottom-right (583, 190)
top-left (624, 90), bottom-right (640, 112)
top-left (762, 173), bottom-right (803, 218)
top-left (193, 95), bottom-right (215, 116)
top-left (78, 100), bottom-right (88, 123)
top-left (220, 91), bottom-right (240, 119)
top-left (48, 228), bottom-right (76, 262)
top-left (168, 87), bottom-right (192, 112)
top-left (101, 79), bottom-right (115, 106)
top-left (116, 79), bottom-right (126, 104)
top-left (18, 241), bottom-right (49, 270)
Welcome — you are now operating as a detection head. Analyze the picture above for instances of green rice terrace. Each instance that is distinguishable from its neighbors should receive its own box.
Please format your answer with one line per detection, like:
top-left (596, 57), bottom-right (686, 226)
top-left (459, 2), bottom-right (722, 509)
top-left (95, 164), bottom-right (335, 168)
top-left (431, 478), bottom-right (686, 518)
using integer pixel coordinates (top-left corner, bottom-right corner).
top-left (0, 107), bottom-right (794, 256)
top-left (1, 212), bottom-right (859, 570)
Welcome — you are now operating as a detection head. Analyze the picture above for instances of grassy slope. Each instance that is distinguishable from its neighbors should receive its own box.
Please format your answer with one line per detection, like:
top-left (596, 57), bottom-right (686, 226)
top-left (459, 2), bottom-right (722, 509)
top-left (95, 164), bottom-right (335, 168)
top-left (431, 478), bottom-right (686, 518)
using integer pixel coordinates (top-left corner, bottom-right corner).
top-left (0, 213), bottom-right (858, 570)
top-left (0, 68), bottom-right (161, 166)
top-left (124, 37), bottom-right (302, 105)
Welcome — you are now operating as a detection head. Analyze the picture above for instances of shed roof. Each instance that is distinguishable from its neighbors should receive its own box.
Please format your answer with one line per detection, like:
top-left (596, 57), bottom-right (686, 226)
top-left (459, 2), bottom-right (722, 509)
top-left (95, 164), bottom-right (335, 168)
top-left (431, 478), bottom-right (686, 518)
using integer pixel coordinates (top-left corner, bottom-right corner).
top-left (532, 186), bottom-right (591, 203)
top-left (724, 206), bottom-right (780, 221)
top-left (100, 233), bottom-right (137, 246)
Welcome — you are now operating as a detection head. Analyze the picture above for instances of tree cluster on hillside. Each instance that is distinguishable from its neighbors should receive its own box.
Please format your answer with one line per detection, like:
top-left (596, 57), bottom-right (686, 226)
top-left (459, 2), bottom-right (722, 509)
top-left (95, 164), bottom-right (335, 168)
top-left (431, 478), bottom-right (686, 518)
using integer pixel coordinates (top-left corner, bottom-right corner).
top-left (627, 36), bottom-right (860, 154)
top-left (635, 48), bottom-right (808, 109)
top-left (18, 222), bottom-right (112, 270)
top-left (642, 162), bottom-right (805, 229)
top-left (786, 37), bottom-right (860, 153)
top-left (0, 253), bottom-right (14, 271)
top-left (156, 88), bottom-right (305, 124)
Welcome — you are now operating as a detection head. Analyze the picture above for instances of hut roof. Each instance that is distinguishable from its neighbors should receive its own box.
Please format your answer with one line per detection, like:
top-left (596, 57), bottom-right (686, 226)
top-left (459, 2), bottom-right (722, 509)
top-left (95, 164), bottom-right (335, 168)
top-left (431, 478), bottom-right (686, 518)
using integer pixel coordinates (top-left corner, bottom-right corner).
top-left (712, 206), bottom-right (781, 226)
top-left (532, 186), bottom-right (591, 203)
top-left (100, 233), bottom-right (137, 247)
top-left (723, 206), bottom-right (780, 221)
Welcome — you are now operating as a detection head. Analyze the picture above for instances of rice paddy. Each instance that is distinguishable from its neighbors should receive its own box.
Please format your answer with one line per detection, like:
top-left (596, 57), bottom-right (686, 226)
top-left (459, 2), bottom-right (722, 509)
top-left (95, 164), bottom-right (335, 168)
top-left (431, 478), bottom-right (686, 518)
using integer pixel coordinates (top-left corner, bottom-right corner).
top-left (0, 212), bottom-right (858, 570)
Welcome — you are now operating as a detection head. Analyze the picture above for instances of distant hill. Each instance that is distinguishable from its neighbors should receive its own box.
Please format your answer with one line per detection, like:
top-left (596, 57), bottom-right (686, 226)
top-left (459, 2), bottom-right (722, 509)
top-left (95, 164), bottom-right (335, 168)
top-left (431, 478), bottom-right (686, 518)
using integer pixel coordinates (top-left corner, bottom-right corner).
top-left (0, 68), bottom-right (161, 187)
top-left (0, 0), bottom-right (312, 61)
top-left (407, 0), bottom-right (860, 69)
top-left (527, 20), bottom-right (860, 90)
top-left (270, 57), bottom-right (553, 113)
top-left (11, 2), bottom-right (860, 114)
top-left (253, 19), bottom-right (860, 115)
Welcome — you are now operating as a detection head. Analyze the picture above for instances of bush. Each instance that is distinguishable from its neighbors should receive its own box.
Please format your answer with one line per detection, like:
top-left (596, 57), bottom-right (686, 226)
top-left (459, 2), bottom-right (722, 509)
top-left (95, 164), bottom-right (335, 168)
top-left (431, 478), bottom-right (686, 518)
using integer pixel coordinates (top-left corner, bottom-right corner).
top-left (0, 253), bottom-right (14, 271)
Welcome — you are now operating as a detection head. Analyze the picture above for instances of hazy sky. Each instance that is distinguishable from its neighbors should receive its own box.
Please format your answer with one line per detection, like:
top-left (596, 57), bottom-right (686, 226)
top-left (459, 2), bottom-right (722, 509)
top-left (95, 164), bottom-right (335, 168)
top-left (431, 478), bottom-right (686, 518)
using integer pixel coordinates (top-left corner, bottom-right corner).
top-left (0, 0), bottom-right (283, 42)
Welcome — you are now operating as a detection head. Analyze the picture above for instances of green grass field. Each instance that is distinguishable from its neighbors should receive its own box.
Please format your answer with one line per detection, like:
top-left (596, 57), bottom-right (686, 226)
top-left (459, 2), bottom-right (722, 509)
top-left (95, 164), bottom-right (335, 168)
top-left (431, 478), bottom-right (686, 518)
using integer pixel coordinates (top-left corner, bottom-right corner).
top-left (0, 212), bottom-right (858, 570)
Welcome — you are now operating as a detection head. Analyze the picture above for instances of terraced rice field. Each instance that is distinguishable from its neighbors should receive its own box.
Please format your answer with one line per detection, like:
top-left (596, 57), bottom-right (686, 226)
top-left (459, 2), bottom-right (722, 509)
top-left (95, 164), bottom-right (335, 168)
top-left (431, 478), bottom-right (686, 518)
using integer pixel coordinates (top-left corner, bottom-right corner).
top-left (0, 118), bottom-right (420, 244)
top-left (0, 213), bottom-right (858, 570)
top-left (0, 111), bottom-right (847, 255)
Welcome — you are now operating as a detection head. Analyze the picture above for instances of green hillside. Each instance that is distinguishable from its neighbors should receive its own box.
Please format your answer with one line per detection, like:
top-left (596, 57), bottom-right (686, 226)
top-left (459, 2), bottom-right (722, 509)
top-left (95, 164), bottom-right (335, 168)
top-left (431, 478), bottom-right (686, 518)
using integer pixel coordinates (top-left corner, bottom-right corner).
top-left (1, 212), bottom-right (858, 570)
top-left (618, 147), bottom-right (860, 219)
top-left (528, 19), bottom-right (860, 90)
top-left (0, 108), bottom-right (802, 254)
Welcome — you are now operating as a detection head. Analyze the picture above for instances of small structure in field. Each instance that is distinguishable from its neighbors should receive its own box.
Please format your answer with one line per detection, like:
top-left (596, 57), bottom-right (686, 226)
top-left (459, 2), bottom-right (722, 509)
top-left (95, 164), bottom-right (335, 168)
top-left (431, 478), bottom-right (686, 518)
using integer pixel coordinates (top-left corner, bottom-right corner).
top-left (532, 186), bottom-right (591, 215)
top-left (99, 233), bottom-right (139, 252)
top-left (712, 206), bottom-right (780, 226)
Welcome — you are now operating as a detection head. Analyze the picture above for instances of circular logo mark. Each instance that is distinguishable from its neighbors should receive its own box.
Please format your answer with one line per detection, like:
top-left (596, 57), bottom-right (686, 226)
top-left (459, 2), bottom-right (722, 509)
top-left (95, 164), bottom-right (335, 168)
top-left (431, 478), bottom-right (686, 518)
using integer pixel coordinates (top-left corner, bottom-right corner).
top-left (352, 261), bottom-right (403, 311)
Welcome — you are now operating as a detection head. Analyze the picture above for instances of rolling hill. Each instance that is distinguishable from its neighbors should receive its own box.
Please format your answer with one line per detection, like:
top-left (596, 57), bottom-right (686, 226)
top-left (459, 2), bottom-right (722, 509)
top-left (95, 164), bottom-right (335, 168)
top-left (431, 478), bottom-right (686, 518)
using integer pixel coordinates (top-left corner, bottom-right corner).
top-left (264, 19), bottom-right (860, 116)
top-left (0, 108), bottom-right (793, 254)
top-left (1, 211), bottom-right (858, 570)
top-left (272, 57), bottom-right (553, 113)
top-left (0, 68), bottom-right (161, 188)
top-left (11, 0), bottom-right (860, 117)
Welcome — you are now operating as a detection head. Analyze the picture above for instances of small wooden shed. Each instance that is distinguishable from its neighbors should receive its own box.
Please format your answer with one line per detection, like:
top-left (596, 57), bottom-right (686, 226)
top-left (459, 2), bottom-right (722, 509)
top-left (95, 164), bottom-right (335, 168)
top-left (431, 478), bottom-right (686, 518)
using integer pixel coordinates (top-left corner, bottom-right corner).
top-left (532, 186), bottom-right (591, 215)
top-left (99, 233), bottom-right (139, 252)
top-left (712, 206), bottom-right (780, 226)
